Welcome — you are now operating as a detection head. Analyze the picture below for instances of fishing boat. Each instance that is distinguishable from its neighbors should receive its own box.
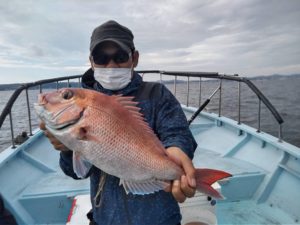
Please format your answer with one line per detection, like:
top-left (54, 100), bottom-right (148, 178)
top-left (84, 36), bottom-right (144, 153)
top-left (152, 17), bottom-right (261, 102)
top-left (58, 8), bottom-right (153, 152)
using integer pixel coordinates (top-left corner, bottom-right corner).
top-left (0, 70), bottom-right (299, 225)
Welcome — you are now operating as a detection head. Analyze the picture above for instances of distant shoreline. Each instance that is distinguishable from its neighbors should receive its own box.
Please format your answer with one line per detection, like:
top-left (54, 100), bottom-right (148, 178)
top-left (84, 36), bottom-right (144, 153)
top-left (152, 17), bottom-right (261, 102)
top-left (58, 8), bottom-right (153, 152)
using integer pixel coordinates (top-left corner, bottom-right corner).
top-left (0, 73), bottom-right (299, 91)
top-left (0, 82), bottom-right (80, 91)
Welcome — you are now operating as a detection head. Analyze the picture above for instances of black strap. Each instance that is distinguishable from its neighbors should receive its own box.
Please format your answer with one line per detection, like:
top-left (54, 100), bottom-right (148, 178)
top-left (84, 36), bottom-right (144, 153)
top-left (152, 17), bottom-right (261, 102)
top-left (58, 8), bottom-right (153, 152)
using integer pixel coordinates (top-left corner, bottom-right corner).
top-left (87, 209), bottom-right (98, 225)
top-left (134, 81), bottom-right (162, 101)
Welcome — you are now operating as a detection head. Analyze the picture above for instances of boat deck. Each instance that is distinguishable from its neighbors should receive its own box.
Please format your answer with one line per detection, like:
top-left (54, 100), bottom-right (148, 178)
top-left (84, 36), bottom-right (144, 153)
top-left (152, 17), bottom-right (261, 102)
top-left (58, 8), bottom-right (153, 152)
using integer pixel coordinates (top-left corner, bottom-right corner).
top-left (1, 107), bottom-right (300, 224)
top-left (218, 200), bottom-right (296, 224)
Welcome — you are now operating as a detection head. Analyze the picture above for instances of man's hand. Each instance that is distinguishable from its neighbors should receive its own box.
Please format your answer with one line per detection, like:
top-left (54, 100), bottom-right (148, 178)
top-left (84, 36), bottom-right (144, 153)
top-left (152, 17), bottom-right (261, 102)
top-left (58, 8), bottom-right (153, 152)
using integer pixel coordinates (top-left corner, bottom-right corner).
top-left (165, 147), bottom-right (196, 203)
top-left (39, 122), bottom-right (70, 151)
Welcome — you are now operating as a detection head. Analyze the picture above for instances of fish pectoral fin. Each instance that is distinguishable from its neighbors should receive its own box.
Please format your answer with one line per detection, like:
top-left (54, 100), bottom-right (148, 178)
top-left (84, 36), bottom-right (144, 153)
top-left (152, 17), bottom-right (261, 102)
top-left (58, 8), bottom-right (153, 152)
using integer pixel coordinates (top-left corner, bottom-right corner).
top-left (120, 179), bottom-right (170, 195)
top-left (73, 151), bottom-right (93, 178)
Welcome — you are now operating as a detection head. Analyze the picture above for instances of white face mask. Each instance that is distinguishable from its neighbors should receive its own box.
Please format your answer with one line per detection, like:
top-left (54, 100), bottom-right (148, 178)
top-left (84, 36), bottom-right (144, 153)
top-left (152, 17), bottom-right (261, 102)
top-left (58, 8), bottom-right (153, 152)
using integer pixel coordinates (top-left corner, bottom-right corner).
top-left (93, 67), bottom-right (132, 91)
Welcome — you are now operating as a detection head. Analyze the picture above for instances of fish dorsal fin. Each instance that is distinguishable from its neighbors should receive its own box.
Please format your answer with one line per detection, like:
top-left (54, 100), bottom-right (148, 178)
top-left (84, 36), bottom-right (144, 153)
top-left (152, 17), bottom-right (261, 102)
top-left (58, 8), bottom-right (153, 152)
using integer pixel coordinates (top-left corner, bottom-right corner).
top-left (120, 179), bottom-right (170, 195)
top-left (112, 95), bottom-right (166, 155)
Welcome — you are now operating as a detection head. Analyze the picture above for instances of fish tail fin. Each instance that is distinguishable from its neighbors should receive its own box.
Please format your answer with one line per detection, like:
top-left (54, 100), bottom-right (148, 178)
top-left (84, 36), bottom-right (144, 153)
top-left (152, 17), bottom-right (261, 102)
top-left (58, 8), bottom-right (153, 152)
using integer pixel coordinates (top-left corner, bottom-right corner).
top-left (195, 168), bottom-right (232, 199)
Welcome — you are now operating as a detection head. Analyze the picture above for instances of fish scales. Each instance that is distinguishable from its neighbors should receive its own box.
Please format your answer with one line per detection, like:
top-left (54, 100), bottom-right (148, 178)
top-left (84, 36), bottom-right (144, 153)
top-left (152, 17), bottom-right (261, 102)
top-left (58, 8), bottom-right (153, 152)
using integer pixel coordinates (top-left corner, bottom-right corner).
top-left (80, 106), bottom-right (172, 181)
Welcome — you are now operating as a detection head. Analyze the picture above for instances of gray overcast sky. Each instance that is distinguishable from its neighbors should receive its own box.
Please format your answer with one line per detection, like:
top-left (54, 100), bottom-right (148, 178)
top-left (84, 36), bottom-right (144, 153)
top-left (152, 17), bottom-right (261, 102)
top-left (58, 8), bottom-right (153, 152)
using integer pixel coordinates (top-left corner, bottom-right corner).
top-left (0, 0), bottom-right (300, 83)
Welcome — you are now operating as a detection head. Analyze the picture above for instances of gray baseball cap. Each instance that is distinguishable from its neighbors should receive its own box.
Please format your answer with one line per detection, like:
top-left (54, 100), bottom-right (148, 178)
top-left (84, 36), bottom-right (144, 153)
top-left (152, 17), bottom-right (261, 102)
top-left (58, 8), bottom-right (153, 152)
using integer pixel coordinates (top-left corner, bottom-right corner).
top-left (90, 20), bottom-right (135, 54)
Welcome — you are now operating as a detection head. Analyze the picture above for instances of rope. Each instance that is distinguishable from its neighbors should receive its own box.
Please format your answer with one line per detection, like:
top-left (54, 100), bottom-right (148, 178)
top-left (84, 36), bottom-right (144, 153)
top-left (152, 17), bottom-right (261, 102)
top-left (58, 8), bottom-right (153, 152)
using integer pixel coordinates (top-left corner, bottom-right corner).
top-left (94, 171), bottom-right (107, 208)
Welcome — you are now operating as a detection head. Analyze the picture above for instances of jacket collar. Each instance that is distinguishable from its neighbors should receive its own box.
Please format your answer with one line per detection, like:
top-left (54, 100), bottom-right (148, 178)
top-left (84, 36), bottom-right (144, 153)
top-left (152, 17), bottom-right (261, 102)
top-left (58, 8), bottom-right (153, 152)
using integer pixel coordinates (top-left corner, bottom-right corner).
top-left (81, 68), bottom-right (142, 96)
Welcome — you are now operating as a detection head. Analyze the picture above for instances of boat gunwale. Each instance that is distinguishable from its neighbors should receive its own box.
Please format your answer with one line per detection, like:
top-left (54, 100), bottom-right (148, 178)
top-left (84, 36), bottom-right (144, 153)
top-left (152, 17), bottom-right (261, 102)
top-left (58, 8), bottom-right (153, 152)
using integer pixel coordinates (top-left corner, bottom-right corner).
top-left (183, 105), bottom-right (300, 158)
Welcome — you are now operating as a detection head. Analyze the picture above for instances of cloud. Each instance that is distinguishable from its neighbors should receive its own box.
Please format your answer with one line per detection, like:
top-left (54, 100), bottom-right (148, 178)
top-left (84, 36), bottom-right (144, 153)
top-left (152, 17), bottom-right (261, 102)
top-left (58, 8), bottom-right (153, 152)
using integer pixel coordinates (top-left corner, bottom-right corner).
top-left (0, 0), bottom-right (300, 83)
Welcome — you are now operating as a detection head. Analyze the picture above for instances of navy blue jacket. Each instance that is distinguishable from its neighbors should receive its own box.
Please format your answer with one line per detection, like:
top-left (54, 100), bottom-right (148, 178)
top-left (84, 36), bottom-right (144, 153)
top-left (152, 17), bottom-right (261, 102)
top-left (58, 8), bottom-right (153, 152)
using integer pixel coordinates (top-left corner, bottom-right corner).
top-left (60, 69), bottom-right (197, 225)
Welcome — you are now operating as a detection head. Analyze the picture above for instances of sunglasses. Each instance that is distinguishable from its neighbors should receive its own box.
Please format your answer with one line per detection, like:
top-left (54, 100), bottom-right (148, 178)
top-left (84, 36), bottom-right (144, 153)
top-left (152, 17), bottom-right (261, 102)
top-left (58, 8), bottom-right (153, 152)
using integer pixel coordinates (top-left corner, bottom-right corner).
top-left (92, 49), bottom-right (132, 65)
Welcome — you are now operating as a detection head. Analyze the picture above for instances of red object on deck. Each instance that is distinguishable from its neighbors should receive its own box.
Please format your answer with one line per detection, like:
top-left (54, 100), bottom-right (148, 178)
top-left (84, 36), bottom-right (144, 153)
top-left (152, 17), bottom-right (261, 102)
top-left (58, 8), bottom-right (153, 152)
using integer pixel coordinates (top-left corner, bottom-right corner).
top-left (67, 198), bottom-right (77, 223)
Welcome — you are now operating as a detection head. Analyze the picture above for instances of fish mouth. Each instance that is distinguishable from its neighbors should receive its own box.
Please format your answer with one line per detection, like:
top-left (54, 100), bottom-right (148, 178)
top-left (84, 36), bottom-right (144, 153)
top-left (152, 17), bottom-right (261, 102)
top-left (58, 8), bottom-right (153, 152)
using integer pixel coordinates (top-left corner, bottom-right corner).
top-left (34, 103), bottom-right (84, 131)
top-left (48, 114), bottom-right (82, 130)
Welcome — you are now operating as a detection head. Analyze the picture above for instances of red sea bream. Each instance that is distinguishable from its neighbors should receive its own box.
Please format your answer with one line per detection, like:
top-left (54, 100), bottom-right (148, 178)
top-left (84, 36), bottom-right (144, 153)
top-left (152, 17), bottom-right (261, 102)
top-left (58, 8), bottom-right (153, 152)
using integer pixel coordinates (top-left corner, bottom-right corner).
top-left (34, 88), bottom-right (231, 198)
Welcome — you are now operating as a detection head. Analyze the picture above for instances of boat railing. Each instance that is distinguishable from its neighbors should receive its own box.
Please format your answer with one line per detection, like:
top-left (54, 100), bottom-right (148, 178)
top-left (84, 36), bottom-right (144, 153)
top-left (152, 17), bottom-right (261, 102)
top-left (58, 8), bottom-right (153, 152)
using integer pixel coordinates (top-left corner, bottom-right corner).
top-left (0, 75), bottom-right (82, 148)
top-left (0, 70), bottom-right (284, 149)
top-left (137, 70), bottom-right (284, 141)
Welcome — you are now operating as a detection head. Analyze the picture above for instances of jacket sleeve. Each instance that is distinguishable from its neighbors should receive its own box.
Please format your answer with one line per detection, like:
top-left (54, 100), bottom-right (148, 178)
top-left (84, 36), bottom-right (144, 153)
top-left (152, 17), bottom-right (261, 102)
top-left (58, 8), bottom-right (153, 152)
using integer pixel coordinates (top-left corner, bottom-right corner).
top-left (154, 84), bottom-right (197, 159)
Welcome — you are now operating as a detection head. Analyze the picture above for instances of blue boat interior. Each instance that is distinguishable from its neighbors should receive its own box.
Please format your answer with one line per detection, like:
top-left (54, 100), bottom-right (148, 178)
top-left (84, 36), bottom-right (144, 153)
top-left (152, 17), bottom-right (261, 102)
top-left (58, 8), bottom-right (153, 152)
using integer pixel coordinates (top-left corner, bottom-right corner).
top-left (0, 107), bottom-right (300, 225)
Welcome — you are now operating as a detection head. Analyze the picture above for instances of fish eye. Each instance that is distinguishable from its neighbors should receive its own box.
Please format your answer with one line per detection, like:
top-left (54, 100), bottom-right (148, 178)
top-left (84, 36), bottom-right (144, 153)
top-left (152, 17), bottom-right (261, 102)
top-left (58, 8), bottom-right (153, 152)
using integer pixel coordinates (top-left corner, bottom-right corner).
top-left (62, 90), bottom-right (73, 100)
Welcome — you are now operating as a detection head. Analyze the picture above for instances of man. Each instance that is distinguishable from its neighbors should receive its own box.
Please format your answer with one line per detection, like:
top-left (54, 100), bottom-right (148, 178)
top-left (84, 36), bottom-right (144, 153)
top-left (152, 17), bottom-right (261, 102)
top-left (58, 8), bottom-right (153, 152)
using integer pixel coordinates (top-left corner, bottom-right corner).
top-left (41, 20), bottom-right (197, 225)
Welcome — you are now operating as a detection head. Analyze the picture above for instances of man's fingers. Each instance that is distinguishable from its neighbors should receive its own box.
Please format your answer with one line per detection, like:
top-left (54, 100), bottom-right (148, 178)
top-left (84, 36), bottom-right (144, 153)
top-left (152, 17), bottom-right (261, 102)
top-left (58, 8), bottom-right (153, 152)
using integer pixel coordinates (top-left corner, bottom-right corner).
top-left (50, 138), bottom-right (68, 150)
top-left (181, 175), bottom-right (196, 198)
top-left (171, 180), bottom-right (186, 203)
top-left (39, 122), bottom-right (46, 130)
top-left (39, 122), bottom-right (69, 152)
top-left (54, 144), bottom-right (64, 151)
top-left (44, 130), bottom-right (55, 140)
top-left (181, 156), bottom-right (196, 188)
top-left (170, 176), bottom-right (196, 202)
top-left (43, 130), bottom-right (50, 137)
top-left (54, 143), bottom-right (69, 151)
top-left (164, 183), bottom-right (172, 192)
top-left (166, 147), bottom-right (197, 188)
top-left (43, 129), bottom-right (69, 151)
top-left (50, 138), bottom-right (61, 146)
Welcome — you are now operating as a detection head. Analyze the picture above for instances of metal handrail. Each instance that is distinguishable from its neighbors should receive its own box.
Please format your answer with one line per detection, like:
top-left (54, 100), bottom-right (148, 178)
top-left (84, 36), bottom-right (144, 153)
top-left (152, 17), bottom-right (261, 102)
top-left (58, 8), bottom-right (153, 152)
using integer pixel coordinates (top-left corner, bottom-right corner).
top-left (0, 75), bottom-right (82, 148)
top-left (0, 70), bottom-right (285, 149)
top-left (137, 70), bottom-right (284, 125)
top-left (0, 75), bottom-right (82, 128)
top-left (137, 70), bottom-right (284, 142)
